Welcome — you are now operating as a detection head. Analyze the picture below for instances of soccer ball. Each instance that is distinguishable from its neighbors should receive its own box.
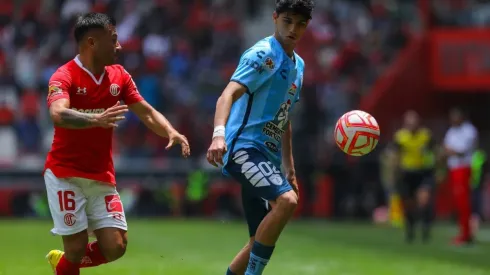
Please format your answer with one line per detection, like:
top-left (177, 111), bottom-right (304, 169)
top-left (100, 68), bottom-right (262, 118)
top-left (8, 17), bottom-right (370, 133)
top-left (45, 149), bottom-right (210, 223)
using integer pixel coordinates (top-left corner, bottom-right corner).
top-left (334, 110), bottom-right (380, 156)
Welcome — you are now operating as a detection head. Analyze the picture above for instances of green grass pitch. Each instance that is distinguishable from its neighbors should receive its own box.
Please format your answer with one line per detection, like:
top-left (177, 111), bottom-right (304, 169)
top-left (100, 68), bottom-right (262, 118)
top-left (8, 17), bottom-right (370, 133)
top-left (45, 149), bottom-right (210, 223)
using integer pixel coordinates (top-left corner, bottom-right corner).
top-left (0, 219), bottom-right (489, 274)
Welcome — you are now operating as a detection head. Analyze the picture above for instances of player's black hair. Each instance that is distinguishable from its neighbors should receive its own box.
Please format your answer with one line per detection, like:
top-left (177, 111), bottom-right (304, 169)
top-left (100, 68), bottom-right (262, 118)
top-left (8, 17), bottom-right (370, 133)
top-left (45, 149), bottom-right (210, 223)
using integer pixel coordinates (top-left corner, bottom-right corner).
top-left (275, 0), bottom-right (315, 20)
top-left (74, 13), bottom-right (116, 43)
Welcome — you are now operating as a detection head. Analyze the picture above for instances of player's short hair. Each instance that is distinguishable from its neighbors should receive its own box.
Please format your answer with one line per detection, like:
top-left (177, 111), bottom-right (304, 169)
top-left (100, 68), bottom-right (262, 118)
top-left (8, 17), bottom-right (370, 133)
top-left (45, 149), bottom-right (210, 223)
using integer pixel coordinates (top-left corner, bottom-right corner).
top-left (74, 13), bottom-right (116, 43)
top-left (275, 0), bottom-right (315, 20)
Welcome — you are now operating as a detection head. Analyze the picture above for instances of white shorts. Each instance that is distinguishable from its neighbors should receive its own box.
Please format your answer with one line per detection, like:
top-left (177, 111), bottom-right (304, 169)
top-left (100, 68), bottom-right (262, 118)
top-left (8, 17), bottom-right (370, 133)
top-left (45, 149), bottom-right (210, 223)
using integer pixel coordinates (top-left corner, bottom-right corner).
top-left (44, 169), bottom-right (128, 236)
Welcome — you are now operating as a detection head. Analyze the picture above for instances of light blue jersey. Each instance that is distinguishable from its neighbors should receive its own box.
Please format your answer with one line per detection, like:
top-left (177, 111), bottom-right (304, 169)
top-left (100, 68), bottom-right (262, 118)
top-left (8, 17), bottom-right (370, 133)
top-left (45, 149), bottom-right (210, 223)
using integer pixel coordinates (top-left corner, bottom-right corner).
top-left (223, 36), bottom-right (305, 171)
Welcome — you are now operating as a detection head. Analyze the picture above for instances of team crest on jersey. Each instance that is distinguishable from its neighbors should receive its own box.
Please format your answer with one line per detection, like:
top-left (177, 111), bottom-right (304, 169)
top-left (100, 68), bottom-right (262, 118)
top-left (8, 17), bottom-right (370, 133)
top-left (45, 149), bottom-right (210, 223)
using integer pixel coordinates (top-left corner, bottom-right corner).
top-left (288, 83), bottom-right (297, 96)
top-left (110, 84), bottom-right (120, 96)
top-left (262, 99), bottom-right (292, 142)
top-left (264, 57), bottom-right (275, 70)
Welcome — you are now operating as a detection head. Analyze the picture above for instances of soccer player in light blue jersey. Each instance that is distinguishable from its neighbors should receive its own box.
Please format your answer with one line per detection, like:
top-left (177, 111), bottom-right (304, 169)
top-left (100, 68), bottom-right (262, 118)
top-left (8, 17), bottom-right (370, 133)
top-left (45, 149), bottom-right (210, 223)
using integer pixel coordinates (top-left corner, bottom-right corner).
top-left (206, 1), bottom-right (315, 274)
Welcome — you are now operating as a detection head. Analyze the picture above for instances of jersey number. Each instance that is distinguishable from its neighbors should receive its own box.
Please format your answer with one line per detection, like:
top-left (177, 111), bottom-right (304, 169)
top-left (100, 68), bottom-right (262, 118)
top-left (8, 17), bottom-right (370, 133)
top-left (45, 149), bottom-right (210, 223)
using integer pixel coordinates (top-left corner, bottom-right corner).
top-left (57, 190), bottom-right (76, 211)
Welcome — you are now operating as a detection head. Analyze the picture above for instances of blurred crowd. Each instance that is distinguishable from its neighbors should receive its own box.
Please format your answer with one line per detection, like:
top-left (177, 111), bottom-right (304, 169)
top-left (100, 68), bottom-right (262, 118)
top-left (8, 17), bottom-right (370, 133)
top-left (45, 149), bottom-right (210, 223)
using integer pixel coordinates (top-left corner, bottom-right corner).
top-left (0, 0), bottom-right (419, 168)
top-left (0, 0), bottom-right (453, 169)
top-left (431, 0), bottom-right (490, 26)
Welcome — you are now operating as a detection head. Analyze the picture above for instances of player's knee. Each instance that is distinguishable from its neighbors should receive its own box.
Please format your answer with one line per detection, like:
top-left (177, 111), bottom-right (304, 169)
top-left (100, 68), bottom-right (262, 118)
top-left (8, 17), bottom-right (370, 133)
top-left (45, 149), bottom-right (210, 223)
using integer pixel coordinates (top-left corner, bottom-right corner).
top-left (103, 236), bottom-right (127, 262)
top-left (101, 235), bottom-right (128, 262)
top-left (63, 237), bottom-right (88, 262)
top-left (276, 191), bottom-right (298, 213)
top-left (417, 188), bottom-right (430, 206)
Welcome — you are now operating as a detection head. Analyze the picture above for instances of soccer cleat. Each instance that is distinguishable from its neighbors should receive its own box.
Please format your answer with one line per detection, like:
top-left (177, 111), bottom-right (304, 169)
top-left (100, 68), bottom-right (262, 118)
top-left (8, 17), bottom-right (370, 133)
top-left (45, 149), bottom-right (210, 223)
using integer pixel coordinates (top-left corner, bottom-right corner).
top-left (46, 249), bottom-right (64, 273)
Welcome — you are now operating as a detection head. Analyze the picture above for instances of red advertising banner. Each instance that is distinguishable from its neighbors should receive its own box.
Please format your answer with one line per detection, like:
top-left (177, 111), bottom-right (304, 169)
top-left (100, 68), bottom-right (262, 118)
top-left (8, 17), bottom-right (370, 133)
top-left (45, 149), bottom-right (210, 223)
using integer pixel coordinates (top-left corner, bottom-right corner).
top-left (430, 29), bottom-right (490, 91)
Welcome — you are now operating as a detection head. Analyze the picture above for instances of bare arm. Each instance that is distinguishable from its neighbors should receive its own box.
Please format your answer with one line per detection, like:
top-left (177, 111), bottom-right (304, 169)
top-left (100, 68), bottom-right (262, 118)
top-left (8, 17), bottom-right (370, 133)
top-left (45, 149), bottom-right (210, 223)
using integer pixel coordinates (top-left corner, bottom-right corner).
top-left (282, 121), bottom-right (295, 175)
top-left (49, 99), bottom-right (128, 129)
top-left (129, 100), bottom-right (176, 138)
top-left (214, 81), bottom-right (247, 127)
top-left (129, 100), bottom-right (190, 156)
top-left (282, 121), bottom-right (299, 195)
top-left (207, 81), bottom-right (247, 166)
top-left (49, 99), bottom-right (97, 129)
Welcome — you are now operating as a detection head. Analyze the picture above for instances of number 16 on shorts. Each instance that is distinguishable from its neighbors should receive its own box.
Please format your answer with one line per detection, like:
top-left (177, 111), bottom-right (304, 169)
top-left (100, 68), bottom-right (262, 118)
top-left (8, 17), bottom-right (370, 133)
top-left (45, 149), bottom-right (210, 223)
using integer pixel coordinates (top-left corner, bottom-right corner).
top-left (57, 190), bottom-right (77, 226)
top-left (57, 190), bottom-right (76, 211)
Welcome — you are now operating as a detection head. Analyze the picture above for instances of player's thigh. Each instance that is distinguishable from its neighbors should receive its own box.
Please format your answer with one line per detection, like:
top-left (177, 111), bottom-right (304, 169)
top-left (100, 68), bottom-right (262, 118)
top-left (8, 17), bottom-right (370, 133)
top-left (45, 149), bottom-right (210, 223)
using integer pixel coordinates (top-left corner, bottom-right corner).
top-left (85, 184), bottom-right (128, 233)
top-left (417, 170), bottom-right (434, 205)
top-left (44, 169), bottom-right (89, 237)
top-left (226, 148), bottom-right (292, 201)
top-left (241, 185), bottom-right (270, 237)
top-left (85, 183), bottom-right (128, 259)
top-left (398, 171), bottom-right (418, 201)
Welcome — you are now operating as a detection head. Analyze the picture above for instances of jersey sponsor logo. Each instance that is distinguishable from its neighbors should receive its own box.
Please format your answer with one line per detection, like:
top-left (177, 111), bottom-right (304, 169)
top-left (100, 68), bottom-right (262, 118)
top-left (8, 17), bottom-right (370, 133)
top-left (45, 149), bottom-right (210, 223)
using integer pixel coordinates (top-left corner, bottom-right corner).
top-left (71, 108), bottom-right (105, 114)
top-left (262, 99), bottom-right (291, 142)
top-left (256, 50), bottom-right (266, 59)
top-left (233, 151), bottom-right (284, 187)
top-left (105, 194), bottom-right (123, 213)
top-left (110, 84), bottom-right (120, 96)
top-left (242, 57), bottom-right (266, 74)
top-left (63, 213), bottom-right (76, 226)
top-left (264, 141), bottom-right (279, 152)
top-left (76, 87), bottom-right (87, 95)
top-left (264, 57), bottom-right (275, 70)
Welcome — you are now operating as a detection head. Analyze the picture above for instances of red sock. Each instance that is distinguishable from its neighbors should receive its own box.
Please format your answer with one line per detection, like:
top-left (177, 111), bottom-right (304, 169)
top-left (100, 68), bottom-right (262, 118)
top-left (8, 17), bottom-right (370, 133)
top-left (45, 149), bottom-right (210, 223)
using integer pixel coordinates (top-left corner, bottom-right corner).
top-left (79, 241), bottom-right (108, 268)
top-left (56, 255), bottom-right (80, 275)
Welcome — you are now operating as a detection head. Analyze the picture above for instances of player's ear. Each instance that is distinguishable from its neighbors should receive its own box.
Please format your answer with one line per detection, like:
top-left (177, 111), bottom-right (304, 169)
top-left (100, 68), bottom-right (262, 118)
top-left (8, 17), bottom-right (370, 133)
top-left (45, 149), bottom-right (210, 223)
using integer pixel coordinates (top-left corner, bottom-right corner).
top-left (87, 36), bottom-right (96, 48)
top-left (273, 12), bottom-right (278, 23)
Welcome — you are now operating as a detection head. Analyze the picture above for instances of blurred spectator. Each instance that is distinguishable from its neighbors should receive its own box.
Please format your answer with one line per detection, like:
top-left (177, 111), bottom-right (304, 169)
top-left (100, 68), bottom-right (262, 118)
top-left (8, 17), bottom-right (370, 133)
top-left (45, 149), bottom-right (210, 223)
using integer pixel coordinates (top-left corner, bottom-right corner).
top-left (443, 108), bottom-right (478, 245)
top-left (0, 0), bottom-right (418, 170)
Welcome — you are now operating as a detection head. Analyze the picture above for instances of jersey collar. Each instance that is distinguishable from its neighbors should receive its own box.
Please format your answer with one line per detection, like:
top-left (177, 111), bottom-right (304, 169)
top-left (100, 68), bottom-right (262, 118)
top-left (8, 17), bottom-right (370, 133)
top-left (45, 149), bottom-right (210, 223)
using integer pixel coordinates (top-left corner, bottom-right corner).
top-left (270, 36), bottom-right (298, 69)
top-left (74, 55), bottom-right (106, 85)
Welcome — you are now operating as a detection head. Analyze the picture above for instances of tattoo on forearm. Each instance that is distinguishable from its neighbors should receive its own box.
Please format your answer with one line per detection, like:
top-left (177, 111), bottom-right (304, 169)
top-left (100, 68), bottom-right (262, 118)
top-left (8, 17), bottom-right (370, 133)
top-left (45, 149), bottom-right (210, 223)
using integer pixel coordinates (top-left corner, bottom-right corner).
top-left (58, 109), bottom-right (95, 129)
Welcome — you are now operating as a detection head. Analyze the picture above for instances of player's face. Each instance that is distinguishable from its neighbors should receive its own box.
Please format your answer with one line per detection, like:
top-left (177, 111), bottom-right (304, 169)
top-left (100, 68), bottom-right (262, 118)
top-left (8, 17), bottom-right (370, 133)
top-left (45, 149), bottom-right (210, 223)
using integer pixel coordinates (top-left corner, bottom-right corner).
top-left (273, 12), bottom-right (310, 47)
top-left (449, 110), bottom-right (463, 126)
top-left (404, 111), bottom-right (419, 130)
top-left (92, 25), bottom-right (121, 66)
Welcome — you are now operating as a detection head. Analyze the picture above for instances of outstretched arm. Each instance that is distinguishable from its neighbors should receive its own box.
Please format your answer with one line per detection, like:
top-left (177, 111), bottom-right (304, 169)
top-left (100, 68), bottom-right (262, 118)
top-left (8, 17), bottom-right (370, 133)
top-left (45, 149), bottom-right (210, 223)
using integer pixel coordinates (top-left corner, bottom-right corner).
top-left (129, 100), bottom-right (175, 138)
top-left (129, 100), bottom-right (190, 156)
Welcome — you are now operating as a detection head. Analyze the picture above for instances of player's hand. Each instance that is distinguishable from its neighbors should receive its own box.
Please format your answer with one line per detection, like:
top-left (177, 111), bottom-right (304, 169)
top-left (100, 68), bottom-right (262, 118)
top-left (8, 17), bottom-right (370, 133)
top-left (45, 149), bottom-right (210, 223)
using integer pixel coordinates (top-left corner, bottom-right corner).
top-left (287, 171), bottom-right (299, 198)
top-left (166, 131), bottom-right (191, 158)
top-left (94, 102), bottom-right (128, 128)
top-left (207, 136), bottom-right (227, 167)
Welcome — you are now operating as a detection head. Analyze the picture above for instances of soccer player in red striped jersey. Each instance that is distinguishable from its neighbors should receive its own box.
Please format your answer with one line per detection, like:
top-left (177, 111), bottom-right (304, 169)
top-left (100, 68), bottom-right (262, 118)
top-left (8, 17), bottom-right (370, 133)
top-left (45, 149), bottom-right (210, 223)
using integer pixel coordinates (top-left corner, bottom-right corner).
top-left (44, 13), bottom-right (190, 275)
